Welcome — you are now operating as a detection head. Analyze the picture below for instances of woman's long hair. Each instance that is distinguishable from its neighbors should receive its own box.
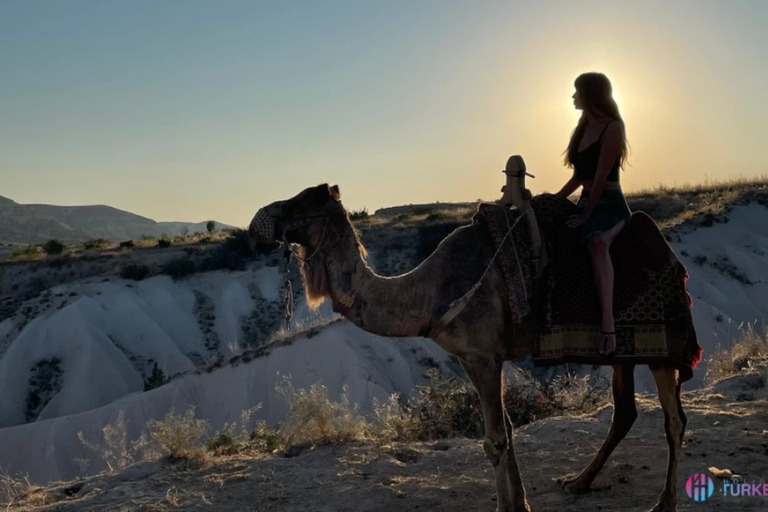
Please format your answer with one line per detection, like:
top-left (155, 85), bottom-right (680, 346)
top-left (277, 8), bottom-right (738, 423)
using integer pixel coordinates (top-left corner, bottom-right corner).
top-left (563, 72), bottom-right (629, 169)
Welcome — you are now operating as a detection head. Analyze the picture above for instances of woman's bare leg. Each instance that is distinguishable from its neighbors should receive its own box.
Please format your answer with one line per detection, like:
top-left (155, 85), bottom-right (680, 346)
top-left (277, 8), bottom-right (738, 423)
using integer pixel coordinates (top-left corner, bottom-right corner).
top-left (587, 220), bottom-right (626, 354)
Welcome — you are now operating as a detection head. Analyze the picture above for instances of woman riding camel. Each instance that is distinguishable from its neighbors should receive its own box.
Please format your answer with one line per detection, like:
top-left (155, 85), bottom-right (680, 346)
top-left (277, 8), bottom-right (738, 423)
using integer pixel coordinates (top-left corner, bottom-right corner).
top-left (556, 72), bottom-right (632, 358)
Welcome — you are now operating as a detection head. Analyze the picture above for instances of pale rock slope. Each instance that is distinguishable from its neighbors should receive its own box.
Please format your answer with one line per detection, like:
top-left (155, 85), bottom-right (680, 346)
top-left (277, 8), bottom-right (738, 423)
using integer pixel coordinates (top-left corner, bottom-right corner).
top-left (0, 321), bottom-right (458, 484)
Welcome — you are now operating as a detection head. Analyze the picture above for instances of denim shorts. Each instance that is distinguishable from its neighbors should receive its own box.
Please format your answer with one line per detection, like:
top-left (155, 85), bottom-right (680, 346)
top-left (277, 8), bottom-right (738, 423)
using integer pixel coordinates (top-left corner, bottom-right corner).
top-left (576, 188), bottom-right (632, 245)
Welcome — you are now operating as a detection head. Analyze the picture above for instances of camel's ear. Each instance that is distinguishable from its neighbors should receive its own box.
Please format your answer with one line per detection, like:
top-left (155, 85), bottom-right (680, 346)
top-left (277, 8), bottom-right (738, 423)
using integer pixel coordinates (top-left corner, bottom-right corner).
top-left (329, 184), bottom-right (341, 202)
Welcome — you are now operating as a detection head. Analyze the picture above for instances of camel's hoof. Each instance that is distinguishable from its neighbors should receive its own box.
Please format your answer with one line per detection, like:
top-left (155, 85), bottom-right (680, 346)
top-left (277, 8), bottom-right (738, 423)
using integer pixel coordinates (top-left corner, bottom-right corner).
top-left (561, 477), bottom-right (591, 494)
top-left (648, 502), bottom-right (677, 512)
top-left (496, 501), bottom-right (532, 512)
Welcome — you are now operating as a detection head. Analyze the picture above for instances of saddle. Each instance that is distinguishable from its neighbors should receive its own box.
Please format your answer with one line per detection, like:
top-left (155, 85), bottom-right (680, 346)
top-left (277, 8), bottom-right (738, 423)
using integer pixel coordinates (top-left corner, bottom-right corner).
top-left (480, 156), bottom-right (702, 380)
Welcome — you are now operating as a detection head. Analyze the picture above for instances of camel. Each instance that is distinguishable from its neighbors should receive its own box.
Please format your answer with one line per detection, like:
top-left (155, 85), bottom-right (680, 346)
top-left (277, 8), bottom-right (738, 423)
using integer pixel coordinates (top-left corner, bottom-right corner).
top-left (248, 183), bottom-right (688, 512)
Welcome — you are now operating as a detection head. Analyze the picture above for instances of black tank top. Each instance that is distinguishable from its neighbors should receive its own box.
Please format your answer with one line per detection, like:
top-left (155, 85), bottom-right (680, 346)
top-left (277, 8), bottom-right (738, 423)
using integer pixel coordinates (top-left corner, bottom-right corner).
top-left (573, 121), bottom-right (620, 182)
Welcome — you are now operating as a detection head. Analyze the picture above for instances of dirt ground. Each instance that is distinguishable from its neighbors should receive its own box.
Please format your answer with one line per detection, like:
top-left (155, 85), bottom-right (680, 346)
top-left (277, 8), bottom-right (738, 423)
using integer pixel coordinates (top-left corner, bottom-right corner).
top-left (7, 385), bottom-right (768, 512)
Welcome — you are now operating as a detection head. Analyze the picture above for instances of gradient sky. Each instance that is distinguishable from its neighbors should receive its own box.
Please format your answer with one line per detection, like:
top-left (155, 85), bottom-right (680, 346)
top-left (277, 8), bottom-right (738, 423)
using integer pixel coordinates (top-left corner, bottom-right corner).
top-left (1, 0), bottom-right (766, 226)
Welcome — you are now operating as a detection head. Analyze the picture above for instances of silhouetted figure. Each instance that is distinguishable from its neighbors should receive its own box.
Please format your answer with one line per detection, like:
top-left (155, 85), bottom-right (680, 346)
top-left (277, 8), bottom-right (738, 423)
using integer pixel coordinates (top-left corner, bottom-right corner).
top-left (556, 72), bottom-right (632, 358)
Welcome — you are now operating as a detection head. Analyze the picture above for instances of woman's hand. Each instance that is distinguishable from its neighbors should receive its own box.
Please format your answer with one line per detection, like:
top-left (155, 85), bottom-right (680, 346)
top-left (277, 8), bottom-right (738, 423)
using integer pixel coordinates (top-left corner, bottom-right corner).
top-left (566, 213), bottom-right (588, 228)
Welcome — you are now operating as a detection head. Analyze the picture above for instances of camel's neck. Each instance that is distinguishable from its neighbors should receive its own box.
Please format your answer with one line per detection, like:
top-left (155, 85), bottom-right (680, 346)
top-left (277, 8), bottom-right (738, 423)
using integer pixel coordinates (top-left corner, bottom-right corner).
top-left (316, 227), bottom-right (436, 338)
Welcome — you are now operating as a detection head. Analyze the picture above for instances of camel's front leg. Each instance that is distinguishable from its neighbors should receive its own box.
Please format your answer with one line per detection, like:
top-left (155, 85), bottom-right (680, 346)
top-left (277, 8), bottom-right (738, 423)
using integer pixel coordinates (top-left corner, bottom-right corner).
top-left (563, 364), bottom-right (637, 493)
top-left (649, 367), bottom-right (686, 512)
top-left (462, 355), bottom-right (531, 512)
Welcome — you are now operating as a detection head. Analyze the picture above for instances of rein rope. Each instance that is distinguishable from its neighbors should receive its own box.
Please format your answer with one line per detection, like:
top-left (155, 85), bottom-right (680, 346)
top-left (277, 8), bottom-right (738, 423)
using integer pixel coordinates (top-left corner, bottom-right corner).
top-left (278, 208), bottom-right (342, 331)
top-left (427, 206), bottom-right (531, 339)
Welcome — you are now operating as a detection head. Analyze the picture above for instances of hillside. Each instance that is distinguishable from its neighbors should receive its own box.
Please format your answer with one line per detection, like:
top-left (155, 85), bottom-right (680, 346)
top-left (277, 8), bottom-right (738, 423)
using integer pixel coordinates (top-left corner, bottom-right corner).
top-left (0, 196), bottom-right (234, 245)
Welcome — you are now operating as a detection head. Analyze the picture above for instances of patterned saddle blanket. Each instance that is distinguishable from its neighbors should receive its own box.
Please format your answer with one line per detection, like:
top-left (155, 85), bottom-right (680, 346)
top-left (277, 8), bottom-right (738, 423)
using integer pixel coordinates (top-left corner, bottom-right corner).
top-left (473, 194), bottom-right (702, 381)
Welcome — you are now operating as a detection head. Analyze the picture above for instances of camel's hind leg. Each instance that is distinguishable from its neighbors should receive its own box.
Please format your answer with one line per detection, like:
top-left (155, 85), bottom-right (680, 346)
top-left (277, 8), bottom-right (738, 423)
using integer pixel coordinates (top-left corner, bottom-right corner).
top-left (649, 366), bottom-right (686, 512)
top-left (562, 364), bottom-right (637, 493)
top-left (461, 356), bottom-right (531, 512)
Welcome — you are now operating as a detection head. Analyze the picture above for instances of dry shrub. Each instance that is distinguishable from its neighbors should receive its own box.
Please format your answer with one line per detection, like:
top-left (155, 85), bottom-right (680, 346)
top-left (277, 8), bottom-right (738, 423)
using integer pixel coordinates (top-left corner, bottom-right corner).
top-left (372, 368), bottom-right (609, 442)
top-left (137, 407), bottom-right (211, 464)
top-left (705, 323), bottom-right (768, 385)
top-left (9, 245), bottom-right (44, 261)
top-left (206, 406), bottom-right (262, 455)
top-left (77, 410), bottom-right (135, 472)
top-left (0, 469), bottom-right (35, 507)
top-left (276, 377), bottom-right (368, 449)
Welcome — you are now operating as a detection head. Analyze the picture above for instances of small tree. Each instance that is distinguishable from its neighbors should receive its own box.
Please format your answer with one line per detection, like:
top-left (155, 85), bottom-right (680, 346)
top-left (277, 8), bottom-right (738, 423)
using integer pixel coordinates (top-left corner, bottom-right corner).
top-left (144, 362), bottom-right (168, 391)
top-left (349, 208), bottom-right (369, 221)
top-left (42, 239), bottom-right (65, 255)
top-left (206, 220), bottom-right (216, 234)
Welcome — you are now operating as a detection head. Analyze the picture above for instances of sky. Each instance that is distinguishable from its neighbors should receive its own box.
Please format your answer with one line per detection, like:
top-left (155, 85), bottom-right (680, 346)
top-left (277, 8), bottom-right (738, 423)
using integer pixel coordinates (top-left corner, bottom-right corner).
top-left (1, 0), bottom-right (767, 226)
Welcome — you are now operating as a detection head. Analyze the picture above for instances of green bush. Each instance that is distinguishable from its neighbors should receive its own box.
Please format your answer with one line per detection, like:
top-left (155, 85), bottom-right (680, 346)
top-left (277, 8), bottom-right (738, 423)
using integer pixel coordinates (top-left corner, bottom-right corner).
top-left (119, 240), bottom-right (134, 249)
top-left (9, 245), bottom-right (43, 261)
top-left (42, 239), bottom-right (65, 255)
top-left (83, 238), bottom-right (109, 250)
top-left (162, 257), bottom-right (195, 280)
top-left (393, 212), bottom-right (412, 223)
top-left (157, 238), bottom-right (171, 248)
top-left (349, 208), bottom-right (369, 221)
top-left (199, 230), bottom-right (253, 272)
top-left (250, 421), bottom-right (281, 452)
top-left (207, 430), bottom-right (237, 454)
top-left (120, 264), bottom-right (150, 281)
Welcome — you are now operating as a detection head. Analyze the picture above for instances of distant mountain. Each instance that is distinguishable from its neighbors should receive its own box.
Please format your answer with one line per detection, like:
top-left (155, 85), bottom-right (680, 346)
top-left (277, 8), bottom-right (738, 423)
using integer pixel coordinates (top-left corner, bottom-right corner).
top-left (0, 196), bottom-right (235, 245)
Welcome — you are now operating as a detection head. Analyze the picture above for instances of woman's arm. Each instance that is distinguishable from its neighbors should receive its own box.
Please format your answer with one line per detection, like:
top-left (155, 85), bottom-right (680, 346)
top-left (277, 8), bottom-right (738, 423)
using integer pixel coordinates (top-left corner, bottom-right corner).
top-left (580, 121), bottom-right (623, 217)
top-left (556, 175), bottom-right (581, 198)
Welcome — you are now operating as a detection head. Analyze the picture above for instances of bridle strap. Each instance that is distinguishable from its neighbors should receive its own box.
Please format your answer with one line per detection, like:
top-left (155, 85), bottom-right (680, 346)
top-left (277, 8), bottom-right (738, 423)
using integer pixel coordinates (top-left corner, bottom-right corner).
top-left (283, 217), bottom-right (330, 267)
top-left (280, 205), bottom-right (345, 267)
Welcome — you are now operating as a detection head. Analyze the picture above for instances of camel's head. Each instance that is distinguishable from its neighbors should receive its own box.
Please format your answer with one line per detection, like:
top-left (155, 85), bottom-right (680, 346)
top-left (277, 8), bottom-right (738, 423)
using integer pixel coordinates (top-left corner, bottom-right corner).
top-left (248, 183), bottom-right (344, 254)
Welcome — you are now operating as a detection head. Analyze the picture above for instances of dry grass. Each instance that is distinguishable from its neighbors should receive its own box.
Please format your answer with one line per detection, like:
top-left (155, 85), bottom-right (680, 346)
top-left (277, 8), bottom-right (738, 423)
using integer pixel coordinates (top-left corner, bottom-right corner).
top-left (705, 323), bottom-right (768, 385)
top-left (76, 407), bottom-right (213, 475)
top-left (7, 245), bottom-right (46, 262)
top-left (139, 407), bottom-right (211, 465)
top-left (275, 377), bottom-right (369, 448)
top-left (206, 406), bottom-right (264, 455)
top-left (625, 175), bottom-right (768, 228)
top-left (630, 174), bottom-right (768, 197)
top-left (369, 368), bottom-right (609, 443)
top-left (0, 469), bottom-right (41, 508)
top-left (77, 411), bottom-right (135, 473)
